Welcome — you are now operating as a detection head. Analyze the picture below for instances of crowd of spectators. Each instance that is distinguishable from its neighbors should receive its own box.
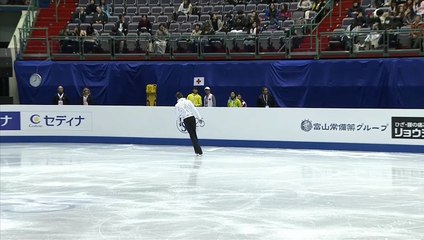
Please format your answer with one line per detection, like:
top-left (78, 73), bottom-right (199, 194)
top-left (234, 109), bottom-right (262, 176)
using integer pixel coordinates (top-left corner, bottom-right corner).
top-left (59, 0), bottom-right (330, 54)
top-left (334, 0), bottom-right (424, 50)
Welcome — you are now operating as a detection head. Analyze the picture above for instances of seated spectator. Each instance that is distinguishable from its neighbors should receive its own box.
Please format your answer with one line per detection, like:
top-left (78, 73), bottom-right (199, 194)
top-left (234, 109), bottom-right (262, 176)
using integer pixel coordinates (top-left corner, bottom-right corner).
top-left (69, 26), bottom-right (85, 53)
top-left (99, 0), bottom-right (111, 18)
top-left (85, 0), bottom-right (97, 15)
top-left (137, 14), bottom-right (152, 35)
top-left (341, 19), bottom-right (362, 50)
top-left (84, 26), bottom-right (100, 53)
top-left (394, 5), bottom-right (406, 27)
top-left (404, 8), bottom-right (415, 25)
top-left (389, 0), bottom-right (397, 12)
top-left (115, 14), bottom-right (128, 36)
top-left (191, 23), bottom-right (202, 37)
top-left (154, 23), bottom-right (170, 54)
top-left (411, 15), bottom-right (424, 48)
top-left (176, 0), bottom-right (192, 20)
top-left (378, 10), bottom-right (390, 24)
top-left (412, 0), bottom-right (421, 14)
top-left (92, 6), bottom-right (107, 24)
top-left (405, 0), bottom-right (414, 9)
top-left (231, 10), bottom-right (248, 32)
top-left (265, 3), bottom-right (279, 26)
top-left (227, 91), bottom-right (242, 107)
top-left (190, 23), bottom-right (202, 51)
top-left (237, 94), bottom-right (247, 107)
top-left (361, 22), bottom-right (382, 49)
top-left (348, 1), bottom-right (364, 18)
top-left (298, 0), bottom-right (312, 11)
top-left (221, 13), bottom-right (234, 32)
top-left (251, 10), bottom-right (261, 24)
top-left (416, 0), bottom-right (424, 15)
top-left (279, 4), bottom-right (292, 21)
top-left (81, 88), bottom-right (93, 105)
top-left (72, 6), bottom-right (86, 24)
top-left (201, 23), bottom-right (215, 35)
top-left (355, 12), bottom-right (367, 27)
top-left (244, 21), bottom-right (259, 51)
top-left (210, 14), bottom-right (223, 32)
top-left (59, 28), bottom-right (76, 53)
top-left (110, 26), bottom-right (124, 53)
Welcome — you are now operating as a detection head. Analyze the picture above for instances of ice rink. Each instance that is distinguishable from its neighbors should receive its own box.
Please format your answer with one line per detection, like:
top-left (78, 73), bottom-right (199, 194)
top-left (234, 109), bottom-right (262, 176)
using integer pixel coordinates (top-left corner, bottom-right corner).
top-left (1, 143), bottom-right (423, 240)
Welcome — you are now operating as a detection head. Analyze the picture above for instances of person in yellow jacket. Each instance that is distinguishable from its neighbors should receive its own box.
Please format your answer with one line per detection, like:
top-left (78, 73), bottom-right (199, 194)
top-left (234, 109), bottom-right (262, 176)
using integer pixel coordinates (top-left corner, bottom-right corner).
top-left (227, 91), bottom-right (242, 107)
top-left (187, 88), bottom-right (202, 107)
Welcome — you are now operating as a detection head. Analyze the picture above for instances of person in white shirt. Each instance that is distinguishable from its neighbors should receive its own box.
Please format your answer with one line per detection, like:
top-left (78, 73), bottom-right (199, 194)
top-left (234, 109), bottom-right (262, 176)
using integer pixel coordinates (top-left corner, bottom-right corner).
top-left (177, 0), bottom-right (192, 17)
top-left (203, 86), bottom-right (216, 107)
top-left (175, 92), bottom-right (204, 155)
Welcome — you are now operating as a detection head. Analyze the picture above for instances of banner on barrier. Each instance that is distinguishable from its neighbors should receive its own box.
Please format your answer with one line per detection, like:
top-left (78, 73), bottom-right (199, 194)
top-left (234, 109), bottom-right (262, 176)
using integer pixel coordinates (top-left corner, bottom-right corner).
top-left (1, 106), bottom-right (423, 149)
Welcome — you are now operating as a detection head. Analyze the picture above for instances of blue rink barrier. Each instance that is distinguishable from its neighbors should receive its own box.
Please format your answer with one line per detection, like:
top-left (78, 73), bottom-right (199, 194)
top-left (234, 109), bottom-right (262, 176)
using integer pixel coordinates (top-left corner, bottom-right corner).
top-left (14, 58), bottom-right (424, 108)
top-left (1, 136), bottom-right (424, 153)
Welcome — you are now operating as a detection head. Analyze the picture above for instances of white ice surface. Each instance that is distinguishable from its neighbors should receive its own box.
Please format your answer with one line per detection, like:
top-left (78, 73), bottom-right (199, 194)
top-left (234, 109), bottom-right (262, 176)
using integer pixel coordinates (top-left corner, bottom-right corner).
top-left (1, 143), bottom-right (424, 240)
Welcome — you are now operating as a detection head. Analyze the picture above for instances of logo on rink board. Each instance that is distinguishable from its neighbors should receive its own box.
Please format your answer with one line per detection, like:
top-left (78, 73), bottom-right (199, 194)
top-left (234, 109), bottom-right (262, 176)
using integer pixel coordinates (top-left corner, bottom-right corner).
top-left (0, 112), bottom-right (21, 130)
top-left (22, 112), bottom-right (92, 131)
top-left (391, 117), bottom-right (424, 139)
top-left (300, 119), bottom-right (389, 132)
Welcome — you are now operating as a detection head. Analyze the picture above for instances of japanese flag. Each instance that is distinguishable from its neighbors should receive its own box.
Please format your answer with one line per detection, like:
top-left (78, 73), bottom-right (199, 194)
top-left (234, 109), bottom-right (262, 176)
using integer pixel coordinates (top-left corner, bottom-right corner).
top-left (194, 77), bottom-right (205, 86)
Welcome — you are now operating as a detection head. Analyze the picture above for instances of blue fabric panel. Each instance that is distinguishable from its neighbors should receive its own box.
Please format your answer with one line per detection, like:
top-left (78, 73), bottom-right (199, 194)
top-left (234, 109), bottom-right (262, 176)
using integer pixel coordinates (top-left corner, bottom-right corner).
top-left (14, 58), bottom-right (424, 108)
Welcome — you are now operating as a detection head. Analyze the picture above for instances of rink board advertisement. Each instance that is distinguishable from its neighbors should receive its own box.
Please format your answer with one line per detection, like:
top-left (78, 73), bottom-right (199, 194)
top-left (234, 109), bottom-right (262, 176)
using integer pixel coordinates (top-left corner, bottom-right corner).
top-left (1, 105), bottom-right (423, 152)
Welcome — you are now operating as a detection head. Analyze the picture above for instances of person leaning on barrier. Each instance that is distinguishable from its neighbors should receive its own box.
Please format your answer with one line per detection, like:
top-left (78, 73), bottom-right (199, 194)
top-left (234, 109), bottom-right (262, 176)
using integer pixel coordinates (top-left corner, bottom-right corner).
top-left (257, 87), bottom-right (276, 108)
top-left (187, 88), bottom-right (202, 107)
top-left (81, 88), bottom-right (93, 105)
top-left (228, 91), bottom-right (242, 107)
top-left (203, 87), bottom-right (216, 107)
top-left (53, 86), bottom-right (70, 105)
top-left (237, 94), bottom-right (247, 107)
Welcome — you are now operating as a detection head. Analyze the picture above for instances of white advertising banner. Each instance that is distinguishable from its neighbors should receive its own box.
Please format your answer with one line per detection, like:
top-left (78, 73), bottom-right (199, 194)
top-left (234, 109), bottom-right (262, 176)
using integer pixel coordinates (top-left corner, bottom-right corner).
top-left (20, 111), bottom-right (92, 131)
top-left (1, 105), bottom-right (423, 148)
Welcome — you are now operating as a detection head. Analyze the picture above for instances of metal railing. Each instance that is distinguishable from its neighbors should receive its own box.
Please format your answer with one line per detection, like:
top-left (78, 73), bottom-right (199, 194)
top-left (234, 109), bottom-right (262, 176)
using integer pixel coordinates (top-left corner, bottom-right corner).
top-left (14, 0), bottom-right (38, 59)
top-left (20, 0), bottom-right (38, 44)
top-left (17, 29), bottom-right (422, 60)
top-left (55, 0), bottom-right (61, 23)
